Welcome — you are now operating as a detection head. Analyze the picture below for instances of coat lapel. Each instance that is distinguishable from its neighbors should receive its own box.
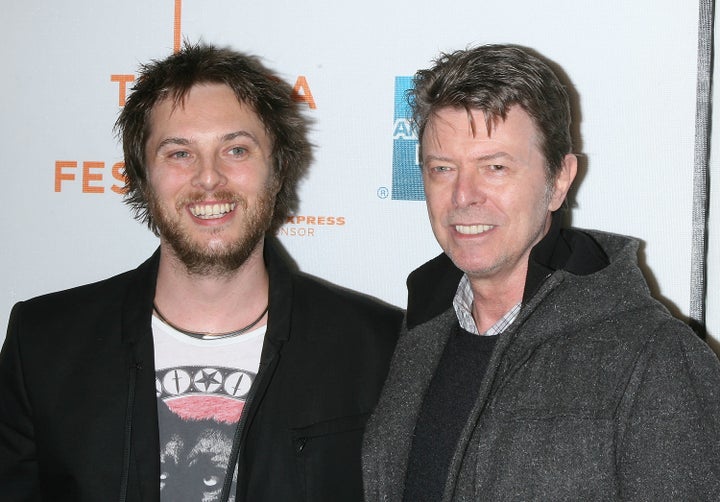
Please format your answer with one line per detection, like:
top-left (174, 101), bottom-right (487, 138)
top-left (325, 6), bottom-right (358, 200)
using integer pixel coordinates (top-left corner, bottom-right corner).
top-left (120, 250), bottom-right (161, 501)
top-left (367, 309), bottom-right (455, 500)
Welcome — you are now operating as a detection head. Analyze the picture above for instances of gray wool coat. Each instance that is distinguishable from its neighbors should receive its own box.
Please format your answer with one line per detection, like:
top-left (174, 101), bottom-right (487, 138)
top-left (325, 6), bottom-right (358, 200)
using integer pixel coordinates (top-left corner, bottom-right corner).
top-left (363, 230), bottom-right (720, 501)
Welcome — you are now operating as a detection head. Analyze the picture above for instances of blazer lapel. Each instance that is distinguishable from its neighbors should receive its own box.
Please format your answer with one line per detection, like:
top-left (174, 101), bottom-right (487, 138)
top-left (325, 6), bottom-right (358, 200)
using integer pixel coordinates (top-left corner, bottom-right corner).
top-left (119, 250), bottom-right (161, 501)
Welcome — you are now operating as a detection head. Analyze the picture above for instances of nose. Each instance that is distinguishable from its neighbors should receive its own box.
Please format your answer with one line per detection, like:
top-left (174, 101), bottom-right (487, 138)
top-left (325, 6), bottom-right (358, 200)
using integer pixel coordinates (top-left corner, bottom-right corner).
top-left (191, 154), bottom-right (227, 191)
top-left (452, 167), bottom-right (486, 208)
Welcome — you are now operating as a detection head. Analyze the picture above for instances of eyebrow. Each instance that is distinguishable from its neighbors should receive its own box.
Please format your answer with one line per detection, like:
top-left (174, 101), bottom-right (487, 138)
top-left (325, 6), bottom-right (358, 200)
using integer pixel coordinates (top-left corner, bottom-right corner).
top-left (154, 130), bottom-right (261, 153)
top-left (423, 151), bottom-right (515, 164)
top-left (222, 130), bottom-right (260, 145)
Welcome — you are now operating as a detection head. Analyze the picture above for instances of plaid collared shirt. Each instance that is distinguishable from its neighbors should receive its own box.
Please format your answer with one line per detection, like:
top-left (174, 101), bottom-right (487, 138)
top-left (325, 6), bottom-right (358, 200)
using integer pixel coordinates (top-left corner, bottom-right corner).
top-left (453, 274), bottom-right (521, 336)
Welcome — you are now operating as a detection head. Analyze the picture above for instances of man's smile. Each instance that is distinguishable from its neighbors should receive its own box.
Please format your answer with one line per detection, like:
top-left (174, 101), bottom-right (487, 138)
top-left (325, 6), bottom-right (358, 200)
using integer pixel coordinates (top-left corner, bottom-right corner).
top-left (454, 224), bottom-right (495, 235)
top-left (188, 202), bottom-right (236, 220)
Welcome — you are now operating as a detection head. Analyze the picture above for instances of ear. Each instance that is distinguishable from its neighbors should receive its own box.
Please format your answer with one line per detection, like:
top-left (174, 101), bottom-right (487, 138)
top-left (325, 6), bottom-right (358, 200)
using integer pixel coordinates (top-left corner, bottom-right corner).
top-left (269, 167), bottom-right (283, 197)
top-left (548, 153), bottom-right (577, 211)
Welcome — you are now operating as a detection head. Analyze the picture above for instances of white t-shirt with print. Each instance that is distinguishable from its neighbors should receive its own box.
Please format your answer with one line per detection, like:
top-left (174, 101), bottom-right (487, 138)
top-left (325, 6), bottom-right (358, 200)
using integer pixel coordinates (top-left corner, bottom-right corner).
top-left (152, 315), bottom-right (265, 502)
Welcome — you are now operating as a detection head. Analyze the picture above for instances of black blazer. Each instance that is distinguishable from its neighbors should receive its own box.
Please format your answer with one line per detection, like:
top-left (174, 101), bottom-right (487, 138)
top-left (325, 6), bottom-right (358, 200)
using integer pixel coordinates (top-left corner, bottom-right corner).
top-left (0, 237), bottom-right (402, 501)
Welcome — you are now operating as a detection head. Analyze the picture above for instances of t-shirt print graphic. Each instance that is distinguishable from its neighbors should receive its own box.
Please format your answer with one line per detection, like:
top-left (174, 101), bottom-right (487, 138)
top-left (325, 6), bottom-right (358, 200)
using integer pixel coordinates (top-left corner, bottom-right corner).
top-left (156, 366), bottom-right (255, 502)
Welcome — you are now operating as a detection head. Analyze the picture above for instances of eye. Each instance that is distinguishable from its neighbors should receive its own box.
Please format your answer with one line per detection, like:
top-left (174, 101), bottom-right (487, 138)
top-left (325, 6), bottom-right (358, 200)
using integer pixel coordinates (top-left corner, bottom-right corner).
top-left (228, 146), bottom-right (248, 156)
top-left (486, 164), bottom-right (509, 175)
top-left (428, 165), bottom-right (452, 174)
top-left (170, 151), bottom-right (190, 159)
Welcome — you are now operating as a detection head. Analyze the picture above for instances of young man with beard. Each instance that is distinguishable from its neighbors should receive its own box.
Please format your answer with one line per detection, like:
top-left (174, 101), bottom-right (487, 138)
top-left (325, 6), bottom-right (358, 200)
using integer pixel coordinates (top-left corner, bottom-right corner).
top-left (0, 43), bottom-right (402, 502)
top-left (362, 44), bottom-right (720, 501)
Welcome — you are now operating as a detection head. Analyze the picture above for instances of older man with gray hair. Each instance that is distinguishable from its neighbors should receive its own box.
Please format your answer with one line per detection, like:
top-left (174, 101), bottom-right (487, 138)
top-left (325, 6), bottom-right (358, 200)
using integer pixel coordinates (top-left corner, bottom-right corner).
top-left (363, 44), bottom-right (720, 501)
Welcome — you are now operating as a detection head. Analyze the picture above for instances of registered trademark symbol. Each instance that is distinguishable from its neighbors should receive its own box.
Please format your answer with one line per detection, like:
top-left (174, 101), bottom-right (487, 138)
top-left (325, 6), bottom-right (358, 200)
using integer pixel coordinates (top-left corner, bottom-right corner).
top-left (377, 186), bottom-right (389, 199)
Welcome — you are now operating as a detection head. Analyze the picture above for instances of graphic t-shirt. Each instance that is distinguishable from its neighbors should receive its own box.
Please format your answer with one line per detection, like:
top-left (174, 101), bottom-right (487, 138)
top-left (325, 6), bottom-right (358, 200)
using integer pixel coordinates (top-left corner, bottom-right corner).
top-left (152, 315), bottom-right (265, 502)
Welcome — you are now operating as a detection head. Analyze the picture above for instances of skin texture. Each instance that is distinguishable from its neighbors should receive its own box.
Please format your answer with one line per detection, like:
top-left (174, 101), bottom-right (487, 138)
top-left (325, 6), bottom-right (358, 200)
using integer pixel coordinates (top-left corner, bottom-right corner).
top-left (422, 105), bottom-right (576, 331)
top-left (145, 83), bottom-right (278, 278)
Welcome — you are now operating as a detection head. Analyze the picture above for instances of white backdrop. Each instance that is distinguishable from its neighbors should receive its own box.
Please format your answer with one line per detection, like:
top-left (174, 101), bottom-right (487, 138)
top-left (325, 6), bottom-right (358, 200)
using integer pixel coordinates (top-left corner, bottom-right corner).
top-left (1, 0), bottom-right (718, 352)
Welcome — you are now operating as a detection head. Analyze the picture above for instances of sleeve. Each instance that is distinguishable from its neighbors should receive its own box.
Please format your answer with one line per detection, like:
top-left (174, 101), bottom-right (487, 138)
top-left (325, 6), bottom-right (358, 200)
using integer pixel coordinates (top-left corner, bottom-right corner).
top-left (617, 320), bottom-right (720, 500)
top-left (0, 302), bottom-right (42, 501)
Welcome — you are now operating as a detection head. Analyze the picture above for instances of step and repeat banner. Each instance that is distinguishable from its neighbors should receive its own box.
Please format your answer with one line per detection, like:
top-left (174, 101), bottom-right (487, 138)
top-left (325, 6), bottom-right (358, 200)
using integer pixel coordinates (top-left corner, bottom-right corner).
top-left (1, 1), bottom-right (718, 350)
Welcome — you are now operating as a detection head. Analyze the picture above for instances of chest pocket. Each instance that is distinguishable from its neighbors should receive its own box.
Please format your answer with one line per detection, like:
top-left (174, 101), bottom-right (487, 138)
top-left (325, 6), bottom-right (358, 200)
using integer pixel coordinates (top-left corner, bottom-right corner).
top-left (290, 412), bottom-right (370, 502)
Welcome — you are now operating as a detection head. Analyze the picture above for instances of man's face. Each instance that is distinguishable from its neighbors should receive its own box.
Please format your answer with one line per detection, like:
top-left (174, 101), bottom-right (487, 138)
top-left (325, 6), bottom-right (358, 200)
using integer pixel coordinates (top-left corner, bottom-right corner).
top-left (144, 83), bottom-right (277, 275)
top-left (422, 105), bottom-right (574, 288)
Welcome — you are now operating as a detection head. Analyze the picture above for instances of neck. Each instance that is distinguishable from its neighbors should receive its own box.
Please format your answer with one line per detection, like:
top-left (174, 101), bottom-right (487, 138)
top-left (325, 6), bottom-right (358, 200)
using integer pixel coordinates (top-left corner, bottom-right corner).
top-left (468, 266), bottom-right (527, 333)
top-left (468, 214), bottom-right (553, 332)
top-left (154, 240), bottom-right (270, 335)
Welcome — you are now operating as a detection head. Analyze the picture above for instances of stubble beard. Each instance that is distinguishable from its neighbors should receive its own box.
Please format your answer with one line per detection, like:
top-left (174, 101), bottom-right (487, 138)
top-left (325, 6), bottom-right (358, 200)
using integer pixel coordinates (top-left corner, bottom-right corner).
top-left (148, 186), bottom-right (276, 277)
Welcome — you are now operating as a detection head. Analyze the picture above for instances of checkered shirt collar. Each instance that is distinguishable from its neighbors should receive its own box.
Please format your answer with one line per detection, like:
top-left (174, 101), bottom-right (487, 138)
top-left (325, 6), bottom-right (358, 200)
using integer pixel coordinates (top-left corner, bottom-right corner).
top-left (453, 274), bottom-right (521, 336)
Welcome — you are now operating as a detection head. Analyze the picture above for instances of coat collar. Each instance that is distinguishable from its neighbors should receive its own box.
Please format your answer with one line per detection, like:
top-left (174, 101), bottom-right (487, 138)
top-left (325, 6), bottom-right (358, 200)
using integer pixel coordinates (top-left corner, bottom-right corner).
top-left (120, 248), bottom-right (160, 345)
top-left (260, 236), bottom-right (295, 358)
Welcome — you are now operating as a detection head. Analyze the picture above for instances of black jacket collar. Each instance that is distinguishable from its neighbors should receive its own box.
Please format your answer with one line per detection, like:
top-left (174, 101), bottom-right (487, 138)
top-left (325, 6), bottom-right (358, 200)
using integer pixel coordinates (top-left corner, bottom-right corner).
top-left (260, 236), bottom-right (295, 358)
top-left (406, 211), bottom-right (609, 330)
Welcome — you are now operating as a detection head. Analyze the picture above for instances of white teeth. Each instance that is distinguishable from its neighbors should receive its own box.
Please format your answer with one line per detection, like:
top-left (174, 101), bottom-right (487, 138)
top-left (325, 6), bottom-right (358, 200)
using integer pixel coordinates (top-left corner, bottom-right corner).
top-left (455, 224), bottom-right (493, 235)
top-left (190, 202), bottom-right (236, 219)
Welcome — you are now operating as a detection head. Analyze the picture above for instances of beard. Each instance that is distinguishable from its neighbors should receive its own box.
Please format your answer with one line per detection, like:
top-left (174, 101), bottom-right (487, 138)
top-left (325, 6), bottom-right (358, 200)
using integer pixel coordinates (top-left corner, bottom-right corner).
top-left (148, 185), bottom-right (276, 277)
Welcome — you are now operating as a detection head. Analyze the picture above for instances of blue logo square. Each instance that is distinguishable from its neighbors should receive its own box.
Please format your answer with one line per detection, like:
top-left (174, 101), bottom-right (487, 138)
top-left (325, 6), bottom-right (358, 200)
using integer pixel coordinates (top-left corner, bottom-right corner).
top-left (392, 76), bottom-right (424, 201)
